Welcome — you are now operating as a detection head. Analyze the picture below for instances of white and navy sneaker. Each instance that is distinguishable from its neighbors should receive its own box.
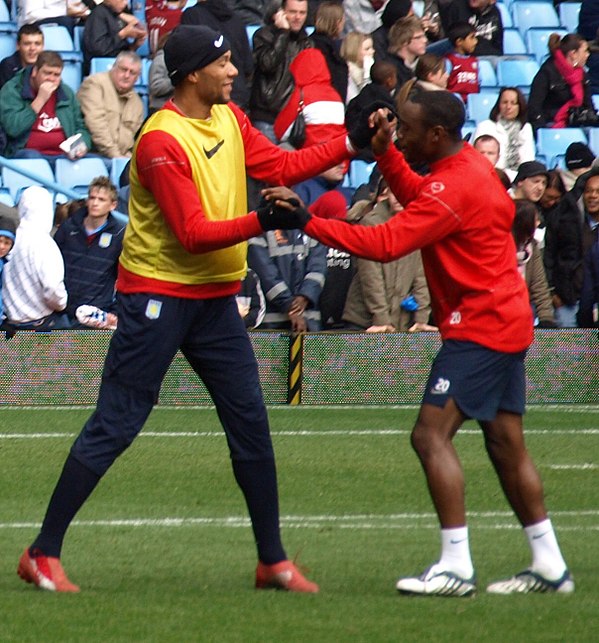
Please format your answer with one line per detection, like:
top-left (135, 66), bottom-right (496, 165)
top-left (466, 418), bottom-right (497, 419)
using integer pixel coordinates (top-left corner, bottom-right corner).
top-left (487, 569), bottom-right (574, 595)
top-left (396, 564), bottom-right (476, 597)
top-left (75, 305), bottom-right (117, 330)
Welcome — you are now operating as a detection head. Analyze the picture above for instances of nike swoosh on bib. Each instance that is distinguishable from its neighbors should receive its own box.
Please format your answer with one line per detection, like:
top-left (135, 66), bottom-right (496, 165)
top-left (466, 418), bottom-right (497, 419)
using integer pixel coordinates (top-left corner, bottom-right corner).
top-left (203, 139), bottom-right (225, 159)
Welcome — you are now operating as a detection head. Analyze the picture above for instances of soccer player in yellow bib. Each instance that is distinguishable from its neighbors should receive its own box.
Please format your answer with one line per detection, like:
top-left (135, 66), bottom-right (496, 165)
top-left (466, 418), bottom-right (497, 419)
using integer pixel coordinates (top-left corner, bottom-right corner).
top-left (17, 24), bottom-right (357, 594)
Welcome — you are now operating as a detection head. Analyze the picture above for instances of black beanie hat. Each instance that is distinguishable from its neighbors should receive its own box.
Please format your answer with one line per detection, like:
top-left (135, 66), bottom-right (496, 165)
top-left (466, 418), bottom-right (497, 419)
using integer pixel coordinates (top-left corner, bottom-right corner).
top-left (0, 214), bottom-right (16, 243)
top-left (382, 0), bottom-right (413, 29)
top-left (565, 142), bottom-right (595, 171)
top-left (165, 25), bottom-right (231, 86)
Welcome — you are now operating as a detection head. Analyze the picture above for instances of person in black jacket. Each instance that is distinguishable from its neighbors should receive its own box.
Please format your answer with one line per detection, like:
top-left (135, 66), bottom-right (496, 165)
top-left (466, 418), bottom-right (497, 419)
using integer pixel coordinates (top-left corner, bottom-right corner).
top-left (0, 24), bottom-right (44, 90)
top-left (180, 0), bottom-right (253, 111)
top-left (544, 168), bottom-right (599, 327)
top-left (82, 0), bottom-right (147, 75)
top-left (386, 15), bottom-right (427, 91)
top-left (528, 32), bottom-right (592, 131)
top-left (441, 0), bottom-right (503, 56)
top-left (372, 0), bottom-right (413, 63)
top-left (249, 0), bottom-right (312, 141)
top-left (309, 1), bottom-right (348, 102)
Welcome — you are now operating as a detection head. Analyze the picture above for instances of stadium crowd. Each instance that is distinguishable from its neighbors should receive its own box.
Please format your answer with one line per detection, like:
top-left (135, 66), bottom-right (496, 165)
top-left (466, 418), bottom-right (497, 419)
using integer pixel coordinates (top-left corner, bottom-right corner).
top-left (0, 0), bottom-right (598, 331)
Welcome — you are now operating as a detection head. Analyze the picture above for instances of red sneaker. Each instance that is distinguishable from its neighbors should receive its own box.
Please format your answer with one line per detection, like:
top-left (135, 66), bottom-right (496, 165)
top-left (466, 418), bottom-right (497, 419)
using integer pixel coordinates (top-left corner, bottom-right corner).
top-left (255, 560), bottom-right (319, 593)
top-left (17, 548), bottom-right (80, 593)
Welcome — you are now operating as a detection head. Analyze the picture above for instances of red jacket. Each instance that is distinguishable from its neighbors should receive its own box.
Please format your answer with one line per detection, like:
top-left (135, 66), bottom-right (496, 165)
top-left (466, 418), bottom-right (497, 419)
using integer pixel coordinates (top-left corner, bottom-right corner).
top-left (305, 142), bottom-right (534, 352)
top-left (274, 48), bottom-right (347, 147)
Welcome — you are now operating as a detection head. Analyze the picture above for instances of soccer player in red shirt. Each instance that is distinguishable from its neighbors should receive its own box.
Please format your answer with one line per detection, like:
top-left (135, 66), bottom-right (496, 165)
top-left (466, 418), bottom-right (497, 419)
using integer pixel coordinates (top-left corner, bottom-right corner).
top-left (265, 88), bottom-right (573, 596)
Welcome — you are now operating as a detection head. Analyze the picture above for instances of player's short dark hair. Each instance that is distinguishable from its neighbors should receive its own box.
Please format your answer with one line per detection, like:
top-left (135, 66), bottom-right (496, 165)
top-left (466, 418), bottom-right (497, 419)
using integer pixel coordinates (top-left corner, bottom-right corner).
top-left (447, 21), bottom-right (476, 46)
top-left (408, 88), bottom-right (465, 140)
top-left (17, 23), bottom-right (43, 42)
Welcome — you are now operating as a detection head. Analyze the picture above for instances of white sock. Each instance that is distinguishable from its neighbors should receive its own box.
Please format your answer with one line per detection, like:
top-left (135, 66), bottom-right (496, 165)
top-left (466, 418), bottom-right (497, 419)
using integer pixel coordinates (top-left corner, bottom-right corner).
top-left (438, 526), bottom-right (474, 578)
top-left (525, 518), bottom-right (567, 580)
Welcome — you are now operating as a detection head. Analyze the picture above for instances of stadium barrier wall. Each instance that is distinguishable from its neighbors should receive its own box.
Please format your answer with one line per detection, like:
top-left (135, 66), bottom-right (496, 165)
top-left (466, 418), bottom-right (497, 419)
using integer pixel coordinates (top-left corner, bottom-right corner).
top-left (0, 330), bottom-right (597, 406)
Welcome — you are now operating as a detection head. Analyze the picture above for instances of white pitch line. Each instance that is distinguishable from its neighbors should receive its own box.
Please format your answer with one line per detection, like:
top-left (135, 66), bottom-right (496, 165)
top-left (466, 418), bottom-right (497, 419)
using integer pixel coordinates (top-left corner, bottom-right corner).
top-left (2, 428), bottom-right (599, 439)
top-left (1, 510), bottom-right (598, 531)
top-left (1, 404), bottom-right (599, 412)
top-left (548, 464), bottom-right (598, 470)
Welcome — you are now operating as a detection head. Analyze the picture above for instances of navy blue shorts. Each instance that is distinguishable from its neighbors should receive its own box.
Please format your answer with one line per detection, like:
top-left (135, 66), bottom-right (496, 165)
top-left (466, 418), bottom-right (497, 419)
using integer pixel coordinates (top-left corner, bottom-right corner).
top-left (421, 340), bottom-right (527, 421)
top-left (71, 293), bottom-right (274, 476)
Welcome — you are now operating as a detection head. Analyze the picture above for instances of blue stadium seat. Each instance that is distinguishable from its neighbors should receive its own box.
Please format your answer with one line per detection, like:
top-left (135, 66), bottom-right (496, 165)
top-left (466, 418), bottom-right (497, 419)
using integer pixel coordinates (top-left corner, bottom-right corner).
top-left (61, 60), bottom-right (82, 92)
top-left (141, 56), bottom-right (151, 86)
top-left (497, 2), bottom-right (513, 28)
top-left (502, 28), bottom-right (527, 56)
top-left (466, 91), bottom-right (499, 123)
top-left (0, 1), bottom-right (10, 21)
top-left (110, 156), bottom-right (130, 187)
top-left (1, 159), bottom-right (55, 200)
top-left (55, 157), bottom-right (109, 193)
top-left (246, 24), bottom-right (260, 47)
top-left (348, 160), bottom-right (376, 188)
top-left (559, 2), bottom-right (581, 32)
top-left (496, 59), bottom-right (540, 88)
top-left (0, 27), bottom-right (16, 60)
top-left (73, 24), bottom-right (84, 52)
top-left (536, 127), bottom-right (587, 167)
top-left (133, 0), bottom-right (145, 24)
top-left (462, 120), bottom-right (477, 142)
top-left (478, 59), bottom-right (497, 88)
top-left (0, 189), bottom-right (14, 207)
top-left (526, 28), bottom-right (567, 63)
top-left (89, 56), bottom-right (116, 75)
top-left (512, 1), bottom-right (560, 36)
top-left (39, 24), bottom-right (82, 62)
top-left (587, 128), bottom-right (599, 157)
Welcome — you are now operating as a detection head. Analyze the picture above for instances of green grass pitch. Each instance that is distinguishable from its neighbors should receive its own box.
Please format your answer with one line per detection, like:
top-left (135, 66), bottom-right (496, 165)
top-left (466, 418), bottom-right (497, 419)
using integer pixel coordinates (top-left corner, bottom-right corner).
top-left (1, 406), bottom-right (598, 641)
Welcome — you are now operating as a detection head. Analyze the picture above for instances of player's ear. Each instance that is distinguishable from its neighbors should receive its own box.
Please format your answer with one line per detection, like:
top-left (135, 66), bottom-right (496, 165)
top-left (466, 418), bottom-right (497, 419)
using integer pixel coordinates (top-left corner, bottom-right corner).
top-left (430, 125), bottom-right (444, 142)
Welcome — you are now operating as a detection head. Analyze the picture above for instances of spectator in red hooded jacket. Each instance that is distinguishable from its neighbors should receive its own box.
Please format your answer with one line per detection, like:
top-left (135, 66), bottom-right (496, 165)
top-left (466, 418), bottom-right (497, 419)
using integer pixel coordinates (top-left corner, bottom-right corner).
top-left (274, 47), bottom-right (346, 148)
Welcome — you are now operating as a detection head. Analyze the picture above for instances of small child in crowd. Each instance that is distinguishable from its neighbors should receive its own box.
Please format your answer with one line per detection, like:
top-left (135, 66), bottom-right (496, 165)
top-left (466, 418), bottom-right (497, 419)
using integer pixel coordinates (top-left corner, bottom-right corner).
top-left (445, 21), bottom-right (480, 102)
top-left (0, 214), bottom-right (16, 323)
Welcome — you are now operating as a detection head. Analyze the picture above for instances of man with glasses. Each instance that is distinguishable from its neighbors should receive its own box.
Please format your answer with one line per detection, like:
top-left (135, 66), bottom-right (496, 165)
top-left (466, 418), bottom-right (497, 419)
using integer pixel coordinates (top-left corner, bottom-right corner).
top-left (387, 16), bottom-right (428, 90)
top-left (78, 51), bottom-right (145, 159)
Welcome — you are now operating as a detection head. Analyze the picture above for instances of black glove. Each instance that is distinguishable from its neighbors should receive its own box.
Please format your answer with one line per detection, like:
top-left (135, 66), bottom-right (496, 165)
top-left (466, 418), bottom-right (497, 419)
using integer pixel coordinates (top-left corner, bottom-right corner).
top-left (256, 198), bottom-right (312, 231)
top-left (347, 100), bottom-right (397, 150)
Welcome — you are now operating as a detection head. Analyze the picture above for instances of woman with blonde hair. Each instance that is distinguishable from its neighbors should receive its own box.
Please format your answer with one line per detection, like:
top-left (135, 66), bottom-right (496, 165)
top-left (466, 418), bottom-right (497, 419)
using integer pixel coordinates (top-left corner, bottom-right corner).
top-left (341, 31), bottom-right (375, 102)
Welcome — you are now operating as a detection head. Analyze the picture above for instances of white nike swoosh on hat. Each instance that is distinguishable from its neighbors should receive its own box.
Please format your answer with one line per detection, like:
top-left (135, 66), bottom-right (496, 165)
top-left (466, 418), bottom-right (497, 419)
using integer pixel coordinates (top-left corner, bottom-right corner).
top-left (214, 35), bottom-right (223, 47)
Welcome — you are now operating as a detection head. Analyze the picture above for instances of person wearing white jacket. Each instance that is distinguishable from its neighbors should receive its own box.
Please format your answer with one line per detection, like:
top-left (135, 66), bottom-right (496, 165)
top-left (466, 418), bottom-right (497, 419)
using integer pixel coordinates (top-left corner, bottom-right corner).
top-left (473, 87), bottom-right (536, 172)
top-left (2, 186), bottom-right (68, 328)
